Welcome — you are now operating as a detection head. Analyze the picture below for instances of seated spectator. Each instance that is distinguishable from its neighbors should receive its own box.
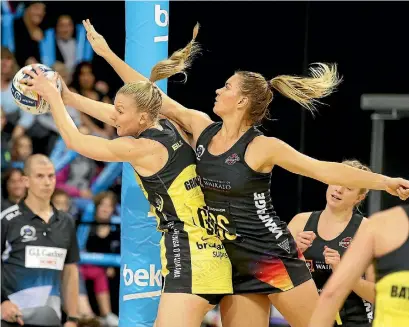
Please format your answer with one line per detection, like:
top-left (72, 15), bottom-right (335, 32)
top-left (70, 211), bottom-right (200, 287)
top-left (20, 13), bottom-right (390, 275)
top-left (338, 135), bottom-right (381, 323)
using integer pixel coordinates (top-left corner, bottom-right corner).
top-left (53, 60), bottom-right (73, 86)
top-left (80, 191), bottom-right (119, 327)
top-left (1, 46), bottom-right (35, 140)
top-left (70, 62), bottom-right (115, 139)
top-left (1, 168), bottom-right (26, 210)
top-left (55, 125), bottom-right (97, 200)
top-left (10, 134), bottom-right (32, 168)
top-left (51, 188), bottom-right (72, 214)
top-left (55, 14), bottom-right (77, 74)
top-left (13, 1), bottom-right (46, 67)
top-left (51, 189), bottom-right (97, 320)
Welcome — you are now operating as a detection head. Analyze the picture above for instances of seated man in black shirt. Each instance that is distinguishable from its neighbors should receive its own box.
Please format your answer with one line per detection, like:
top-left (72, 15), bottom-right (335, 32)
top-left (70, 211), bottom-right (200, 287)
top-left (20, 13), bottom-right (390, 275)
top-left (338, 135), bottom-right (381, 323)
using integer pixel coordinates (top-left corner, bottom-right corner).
top-left (1, 154), bottom-right (80, 327)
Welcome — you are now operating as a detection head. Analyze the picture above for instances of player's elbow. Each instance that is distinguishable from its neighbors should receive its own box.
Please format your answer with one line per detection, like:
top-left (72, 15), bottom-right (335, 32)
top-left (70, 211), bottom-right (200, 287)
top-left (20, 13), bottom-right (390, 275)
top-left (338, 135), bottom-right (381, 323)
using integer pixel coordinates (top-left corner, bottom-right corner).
top-left (65, 138), bottom-right (76, 152)
top-left (319, 286), bottom-right (338, 302)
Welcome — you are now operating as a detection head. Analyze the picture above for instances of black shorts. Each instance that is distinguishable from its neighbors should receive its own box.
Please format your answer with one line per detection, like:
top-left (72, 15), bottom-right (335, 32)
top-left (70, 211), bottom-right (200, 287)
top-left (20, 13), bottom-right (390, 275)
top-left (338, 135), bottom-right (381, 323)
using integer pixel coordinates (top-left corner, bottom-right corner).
top-left (224, 227), bottom-right (312, 295)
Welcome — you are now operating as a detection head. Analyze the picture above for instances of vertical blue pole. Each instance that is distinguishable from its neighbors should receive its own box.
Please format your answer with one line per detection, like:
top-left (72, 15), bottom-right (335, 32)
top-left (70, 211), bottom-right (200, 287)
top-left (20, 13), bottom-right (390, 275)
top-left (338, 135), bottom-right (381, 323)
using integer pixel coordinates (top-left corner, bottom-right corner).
top-left (120, 2), bottom-right (169, 327)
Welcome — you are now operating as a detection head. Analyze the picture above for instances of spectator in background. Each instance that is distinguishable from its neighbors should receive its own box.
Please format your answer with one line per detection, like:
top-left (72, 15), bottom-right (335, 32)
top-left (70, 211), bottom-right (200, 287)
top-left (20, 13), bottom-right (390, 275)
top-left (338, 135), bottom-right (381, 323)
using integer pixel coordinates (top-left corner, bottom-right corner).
top-left (51, 189), bottom-right (100, 323)
top-left (53, 60), bottom-right (73, 86)
top-left (1, 168), bottom-right (26, 210)
top-left (70, 62), bottom-right (115, 139)
top-left (51, 188), bottom-right (72, 214)
top-left (1, 46), bottom-right (35, 140)
top-left (13, 1), bottom-right (46, 67)
top-left (55, 125), bottom-right (97, 200)
top-left (55, 14), bottom-right (77, 75)
top-left (10, 135), bottom-right (32, 168)
top-left (80, 191), bottom-right (119, 327)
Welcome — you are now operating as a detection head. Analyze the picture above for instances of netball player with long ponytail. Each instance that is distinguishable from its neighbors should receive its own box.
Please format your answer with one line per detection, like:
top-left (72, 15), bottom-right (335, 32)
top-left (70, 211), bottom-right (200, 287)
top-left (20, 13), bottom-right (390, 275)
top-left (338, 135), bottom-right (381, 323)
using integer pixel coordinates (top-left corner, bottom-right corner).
top-left (288, 160), bottom-right (375, 327)
top-left (79, 20), bottom-right (409, 327)
top-left (19, 24), bottom-right (233, 327)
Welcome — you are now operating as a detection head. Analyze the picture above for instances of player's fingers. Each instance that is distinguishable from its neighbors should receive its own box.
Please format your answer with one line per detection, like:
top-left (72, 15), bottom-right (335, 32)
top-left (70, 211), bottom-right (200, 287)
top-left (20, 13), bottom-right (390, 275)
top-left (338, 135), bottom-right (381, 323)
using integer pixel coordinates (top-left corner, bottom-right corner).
top-left (33, 65), bottom-right (43, 76)
top-left (87, 19), bottom-right (97, 34)
top-left (16, 316), bottom-right (24, 326)
top-left (297, 238), bottom-right (312, 248)
top-left (19, 78), bottom-right (34, 86)
top-left (23, 69), bottom-right (37, 79)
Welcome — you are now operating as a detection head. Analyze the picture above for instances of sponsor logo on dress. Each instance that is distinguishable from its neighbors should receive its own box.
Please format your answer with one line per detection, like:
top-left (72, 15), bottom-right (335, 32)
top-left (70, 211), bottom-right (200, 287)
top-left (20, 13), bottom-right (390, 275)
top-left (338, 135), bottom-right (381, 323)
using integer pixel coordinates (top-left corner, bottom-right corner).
top-left (225, 153), bottom-right (240, 165)
top-left (339, 236), bottom-right (352, 249)
top-left (278, 238), bottom-right (291, 254)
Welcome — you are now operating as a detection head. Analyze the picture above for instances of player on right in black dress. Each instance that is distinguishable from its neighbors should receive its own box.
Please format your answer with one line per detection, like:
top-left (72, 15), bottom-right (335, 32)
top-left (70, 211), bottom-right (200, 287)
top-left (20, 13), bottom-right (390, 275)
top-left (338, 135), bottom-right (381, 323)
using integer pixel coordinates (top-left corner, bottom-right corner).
top-left (81, 20), bottom-right (409, 327)
top-left (288, 160), bottom-right (375, 327)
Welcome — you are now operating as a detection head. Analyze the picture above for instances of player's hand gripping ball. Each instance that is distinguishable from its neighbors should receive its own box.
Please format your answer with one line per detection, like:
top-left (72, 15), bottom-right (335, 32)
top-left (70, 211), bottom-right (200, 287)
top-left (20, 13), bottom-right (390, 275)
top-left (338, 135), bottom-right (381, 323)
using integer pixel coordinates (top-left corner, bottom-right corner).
top-left (11, 64), bottom-right (62, 115)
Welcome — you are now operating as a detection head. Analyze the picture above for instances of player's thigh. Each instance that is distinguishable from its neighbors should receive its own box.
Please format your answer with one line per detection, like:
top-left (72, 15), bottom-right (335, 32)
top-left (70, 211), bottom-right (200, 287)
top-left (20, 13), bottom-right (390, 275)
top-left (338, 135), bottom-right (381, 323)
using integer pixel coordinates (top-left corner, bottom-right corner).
top-left (268, 278), bottom-right (319, 327)
top-left (220, 294), bottom-right (271, 327)
top-left (155, 293), bottom-right (214, 327)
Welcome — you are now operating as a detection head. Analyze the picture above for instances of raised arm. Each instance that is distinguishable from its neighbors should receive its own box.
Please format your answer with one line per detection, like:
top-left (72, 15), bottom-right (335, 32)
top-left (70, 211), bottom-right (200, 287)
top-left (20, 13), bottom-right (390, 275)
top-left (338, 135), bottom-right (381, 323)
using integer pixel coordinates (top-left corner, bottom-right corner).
top-left (22, 67), bottom-right (144, 164)
top-left (60, 79), bottom-right (116, 128)
top-left (258, 136), bottom-right (409, 199)
top-left (82, 19), bottom-right (213, 143)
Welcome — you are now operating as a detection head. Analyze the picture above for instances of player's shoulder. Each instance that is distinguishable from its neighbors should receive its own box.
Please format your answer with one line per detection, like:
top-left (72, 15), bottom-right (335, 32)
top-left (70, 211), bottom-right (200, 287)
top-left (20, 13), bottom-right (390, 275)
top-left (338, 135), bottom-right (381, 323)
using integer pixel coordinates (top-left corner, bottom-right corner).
top-left (292, 211), bottom-right (313, 223)
top-left (121, 135), bottom-right (161, 153)
top-left (288, 211), bottom-right (313, 232)
top-left (1, 204), bottom-right (24, 223)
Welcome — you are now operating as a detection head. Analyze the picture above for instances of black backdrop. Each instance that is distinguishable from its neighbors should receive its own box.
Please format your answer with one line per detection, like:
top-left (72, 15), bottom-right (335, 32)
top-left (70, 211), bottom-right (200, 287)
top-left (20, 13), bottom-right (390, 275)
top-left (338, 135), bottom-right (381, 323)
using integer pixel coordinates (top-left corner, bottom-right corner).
top-left (40, 0), bottom-right (409, 220)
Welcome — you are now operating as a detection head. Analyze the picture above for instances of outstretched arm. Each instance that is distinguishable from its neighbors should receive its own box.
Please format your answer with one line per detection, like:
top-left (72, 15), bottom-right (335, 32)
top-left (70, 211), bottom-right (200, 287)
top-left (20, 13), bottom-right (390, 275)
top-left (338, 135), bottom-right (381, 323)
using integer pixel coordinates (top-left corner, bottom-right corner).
top-left (22, 67), bottom-right (142, 163)
top-left (82, 19), bottom-right (213, 143)
top-left (61, 80), bottom-right (116, 128)
top-left (260, 136), bottom-right (409, 199)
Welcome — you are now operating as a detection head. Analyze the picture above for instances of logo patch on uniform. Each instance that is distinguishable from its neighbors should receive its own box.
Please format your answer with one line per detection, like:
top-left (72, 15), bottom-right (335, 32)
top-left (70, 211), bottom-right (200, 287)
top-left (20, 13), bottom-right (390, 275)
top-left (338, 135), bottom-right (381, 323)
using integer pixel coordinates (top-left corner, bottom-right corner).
top-left (172, 140), bottom-right (183, 151)
top-left (154, 193), bottom-right (164, 212)
top-left (278, 238), bottom-right (291, 254)
top-left (339, 236), bottom-right (352, 249)
top-left (225, 153), bottom-right (240, 165)
top-left (20, 225), bottom-right (37, 242)
top-left (196, 145), bottom-right (205, 161)
top-left (305, 259), bottom-right (314, 272)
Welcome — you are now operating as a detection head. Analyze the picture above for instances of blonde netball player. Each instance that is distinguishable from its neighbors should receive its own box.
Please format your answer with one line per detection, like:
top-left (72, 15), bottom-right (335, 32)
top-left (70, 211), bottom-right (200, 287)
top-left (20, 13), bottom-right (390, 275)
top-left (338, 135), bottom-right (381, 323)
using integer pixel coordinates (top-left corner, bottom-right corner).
top-left (20, 25), bottom-right (232, 327)
top-left (288, 160), bottom-right (375, 327)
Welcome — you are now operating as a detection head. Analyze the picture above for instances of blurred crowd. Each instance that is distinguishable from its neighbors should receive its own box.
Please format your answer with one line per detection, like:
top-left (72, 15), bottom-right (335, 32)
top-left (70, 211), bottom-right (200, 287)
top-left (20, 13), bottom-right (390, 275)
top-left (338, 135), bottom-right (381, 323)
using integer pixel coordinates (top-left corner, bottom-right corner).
top-left (2, 1), bottom-right (122, 326)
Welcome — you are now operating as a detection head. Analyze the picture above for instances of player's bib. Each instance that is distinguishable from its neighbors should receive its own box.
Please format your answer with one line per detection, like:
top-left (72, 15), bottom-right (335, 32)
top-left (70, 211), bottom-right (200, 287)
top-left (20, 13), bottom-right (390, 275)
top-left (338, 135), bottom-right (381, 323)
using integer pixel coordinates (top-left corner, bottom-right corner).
top-left (25, 246), bottom-right (67, 270)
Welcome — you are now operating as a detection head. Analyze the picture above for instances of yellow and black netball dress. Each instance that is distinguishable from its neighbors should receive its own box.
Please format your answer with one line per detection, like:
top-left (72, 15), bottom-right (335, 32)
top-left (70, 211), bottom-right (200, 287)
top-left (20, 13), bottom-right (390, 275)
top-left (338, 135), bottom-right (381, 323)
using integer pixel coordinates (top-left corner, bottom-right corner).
top-left (373, 205), bottom-right (409, 327)
top-left (134, 119), bottom-right (232, 302)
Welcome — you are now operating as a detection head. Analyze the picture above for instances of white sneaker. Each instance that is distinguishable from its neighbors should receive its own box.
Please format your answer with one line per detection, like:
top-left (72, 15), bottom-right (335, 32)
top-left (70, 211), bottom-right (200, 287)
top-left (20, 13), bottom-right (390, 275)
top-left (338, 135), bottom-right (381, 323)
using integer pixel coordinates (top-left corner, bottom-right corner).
top-left (102, 313), bottom-right (119, 327)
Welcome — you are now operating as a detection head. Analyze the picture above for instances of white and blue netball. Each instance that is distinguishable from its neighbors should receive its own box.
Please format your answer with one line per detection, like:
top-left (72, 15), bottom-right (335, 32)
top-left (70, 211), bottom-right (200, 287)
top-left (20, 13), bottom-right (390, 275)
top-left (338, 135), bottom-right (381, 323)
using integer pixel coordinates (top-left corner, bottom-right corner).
top-left (11, 64), bottom-right (62, 115)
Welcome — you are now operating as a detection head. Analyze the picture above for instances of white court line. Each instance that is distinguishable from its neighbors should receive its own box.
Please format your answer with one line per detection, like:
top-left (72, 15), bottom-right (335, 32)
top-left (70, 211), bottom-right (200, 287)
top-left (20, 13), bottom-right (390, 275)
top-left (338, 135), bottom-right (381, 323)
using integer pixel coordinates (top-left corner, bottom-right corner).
top-left (123, 290), bottom-right (162, 301)
top-left (154, 36), bottom-right (168, 43)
